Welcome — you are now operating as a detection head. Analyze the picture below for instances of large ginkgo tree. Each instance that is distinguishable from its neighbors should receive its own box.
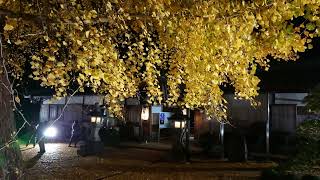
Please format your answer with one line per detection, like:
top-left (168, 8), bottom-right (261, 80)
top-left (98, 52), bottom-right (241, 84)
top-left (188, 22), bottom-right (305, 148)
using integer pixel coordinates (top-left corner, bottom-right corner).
top-left (0, 0), bottom-right (319, 178)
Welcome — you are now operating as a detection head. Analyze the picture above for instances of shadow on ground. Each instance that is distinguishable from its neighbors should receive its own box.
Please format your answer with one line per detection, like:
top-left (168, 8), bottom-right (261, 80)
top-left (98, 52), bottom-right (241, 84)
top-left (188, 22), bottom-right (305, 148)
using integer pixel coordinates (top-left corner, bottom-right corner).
top-left (24, 153), bottom-right (44, 169)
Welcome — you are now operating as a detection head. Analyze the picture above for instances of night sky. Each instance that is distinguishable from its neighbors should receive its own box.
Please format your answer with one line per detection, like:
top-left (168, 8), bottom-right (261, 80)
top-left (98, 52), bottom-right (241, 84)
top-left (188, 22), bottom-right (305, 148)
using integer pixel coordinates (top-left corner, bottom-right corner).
top-left (258, 37), bottom-right (320, 92)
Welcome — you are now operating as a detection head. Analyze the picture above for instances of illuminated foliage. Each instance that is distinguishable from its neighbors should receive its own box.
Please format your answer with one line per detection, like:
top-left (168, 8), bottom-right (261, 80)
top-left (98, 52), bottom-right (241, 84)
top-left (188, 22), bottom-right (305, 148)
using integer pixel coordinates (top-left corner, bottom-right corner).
top-left (1, 0), bottom-right (320, 120)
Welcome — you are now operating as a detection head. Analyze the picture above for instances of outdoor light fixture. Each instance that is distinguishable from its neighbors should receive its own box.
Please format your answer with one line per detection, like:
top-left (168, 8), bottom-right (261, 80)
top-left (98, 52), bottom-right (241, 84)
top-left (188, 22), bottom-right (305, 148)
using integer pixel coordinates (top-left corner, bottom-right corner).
top-left (44, 127), bottom-right (57, 138)
top-left (91, 116), bottom-right (96, 123)
top-left (141, 107), bottom-right (150, 121)
top-left (91, 116), bottom-right (102, 124)
top-left (182, 109), bottom-right (187, 116)
top-left (174, 121), bottom-right (186, 128)
top-left (173, 108), bottom-right (187, 128)
top-left (96, 117), bottom-right (102, 124)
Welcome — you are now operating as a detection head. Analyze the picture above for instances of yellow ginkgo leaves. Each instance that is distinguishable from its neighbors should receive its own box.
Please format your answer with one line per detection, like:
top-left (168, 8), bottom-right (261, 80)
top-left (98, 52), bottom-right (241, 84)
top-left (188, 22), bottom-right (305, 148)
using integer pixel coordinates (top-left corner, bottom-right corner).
top-left (3, 24), bottom-right (14, 31)
top-left (1, 0), bottom-right (320, 120)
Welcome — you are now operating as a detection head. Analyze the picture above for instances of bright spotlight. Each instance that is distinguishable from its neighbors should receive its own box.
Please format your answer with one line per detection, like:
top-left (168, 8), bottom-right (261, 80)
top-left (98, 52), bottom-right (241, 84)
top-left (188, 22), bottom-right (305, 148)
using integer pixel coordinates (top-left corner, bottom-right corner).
top-left (44, 127), bottom-right (57, 138)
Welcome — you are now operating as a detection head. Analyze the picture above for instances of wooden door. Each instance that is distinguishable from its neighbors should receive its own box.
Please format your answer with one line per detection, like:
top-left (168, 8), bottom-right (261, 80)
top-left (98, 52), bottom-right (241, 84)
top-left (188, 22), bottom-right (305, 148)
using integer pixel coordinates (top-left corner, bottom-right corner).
top-left (271, 104), bottom-right (297, 133)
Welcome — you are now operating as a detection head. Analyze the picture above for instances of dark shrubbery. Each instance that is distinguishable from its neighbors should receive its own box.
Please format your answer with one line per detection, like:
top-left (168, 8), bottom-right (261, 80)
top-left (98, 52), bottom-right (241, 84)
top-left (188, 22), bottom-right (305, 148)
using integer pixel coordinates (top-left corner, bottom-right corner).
top-left (99, 128), bottom-right (120, 146)
top-left (262, 119), bottom-right (320, 179)
top-left (225, 132), bottom-right (247, 162)
top-left (289, 120), bottom-right (320, 172)
top-left (198, 132), bottom-right (216, 153)
top-left (297, 120), bottom-right (320, 143)
top-left (198, 132), bottom-right (224, 158)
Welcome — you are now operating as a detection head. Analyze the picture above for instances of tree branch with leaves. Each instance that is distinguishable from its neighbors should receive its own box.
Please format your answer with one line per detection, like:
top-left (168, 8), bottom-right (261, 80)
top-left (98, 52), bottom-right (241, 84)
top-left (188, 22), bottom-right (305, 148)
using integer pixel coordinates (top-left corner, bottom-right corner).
top-left (0, 0), bottom-right (320, 176)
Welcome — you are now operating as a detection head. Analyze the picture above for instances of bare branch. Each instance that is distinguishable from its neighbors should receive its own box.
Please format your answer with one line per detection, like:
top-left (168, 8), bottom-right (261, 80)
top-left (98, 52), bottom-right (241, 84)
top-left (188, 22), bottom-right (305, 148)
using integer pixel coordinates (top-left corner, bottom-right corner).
top-left (0, 87), bottom-right (80, 151)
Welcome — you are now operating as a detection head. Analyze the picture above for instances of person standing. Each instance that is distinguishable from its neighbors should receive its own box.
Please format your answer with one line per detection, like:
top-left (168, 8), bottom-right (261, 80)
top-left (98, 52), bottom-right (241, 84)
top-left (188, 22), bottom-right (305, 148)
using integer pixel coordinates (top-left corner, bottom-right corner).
top-left (69, 120), bottom-right (81, 147)
top-left (36, 121), bottom-right (47, 153)
top-left (26, 121), bottom-right (37, 148)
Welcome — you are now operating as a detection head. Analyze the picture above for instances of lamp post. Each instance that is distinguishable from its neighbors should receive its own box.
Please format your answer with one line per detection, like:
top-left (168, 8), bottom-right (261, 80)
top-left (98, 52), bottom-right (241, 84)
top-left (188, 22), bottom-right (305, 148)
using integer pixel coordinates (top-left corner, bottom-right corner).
top-left (90, 115), bottom-right (103, 142)
top-left (88, 110), bottom-right (104, 154)
top-left (171, 108), bottom-right (190, 162)
top-left (78, 106), bottom-right (105, 156)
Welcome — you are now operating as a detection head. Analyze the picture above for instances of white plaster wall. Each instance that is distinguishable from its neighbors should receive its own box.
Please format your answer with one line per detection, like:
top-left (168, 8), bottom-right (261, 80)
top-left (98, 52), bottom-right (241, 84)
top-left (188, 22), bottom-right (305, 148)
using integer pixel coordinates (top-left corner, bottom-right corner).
top-left (275, 93), bottom-right (308, 106)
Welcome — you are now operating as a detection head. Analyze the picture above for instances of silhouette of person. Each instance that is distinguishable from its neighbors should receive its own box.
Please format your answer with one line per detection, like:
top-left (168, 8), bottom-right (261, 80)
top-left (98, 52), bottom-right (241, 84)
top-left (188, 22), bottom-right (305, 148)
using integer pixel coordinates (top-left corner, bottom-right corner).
top-left (26, 121), bottom-right (37, 148)
top-left (69, 120), bottom-right (81, 147)
top-left (36, 121), bottom-right (47, 153)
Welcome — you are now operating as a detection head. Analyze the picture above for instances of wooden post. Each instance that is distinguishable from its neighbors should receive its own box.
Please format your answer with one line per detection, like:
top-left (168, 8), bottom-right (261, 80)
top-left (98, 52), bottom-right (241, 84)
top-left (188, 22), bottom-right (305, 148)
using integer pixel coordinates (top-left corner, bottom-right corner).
top-left (220, 123), bottom-right (225, 159)
top-left (266, 93), bottom-right (270, 154)
top-left (81, 96), bottom-right (85, 121)
top-left (186, 109), bottom-right (191, 162)
top-left (48, 104), bottom-right (51, 122)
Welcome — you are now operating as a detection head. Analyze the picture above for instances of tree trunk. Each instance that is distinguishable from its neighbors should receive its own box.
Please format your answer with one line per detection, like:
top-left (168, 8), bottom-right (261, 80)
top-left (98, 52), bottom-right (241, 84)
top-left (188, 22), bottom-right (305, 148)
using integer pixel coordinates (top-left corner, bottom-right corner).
top-left (0, 68), bottom-right (23, 179)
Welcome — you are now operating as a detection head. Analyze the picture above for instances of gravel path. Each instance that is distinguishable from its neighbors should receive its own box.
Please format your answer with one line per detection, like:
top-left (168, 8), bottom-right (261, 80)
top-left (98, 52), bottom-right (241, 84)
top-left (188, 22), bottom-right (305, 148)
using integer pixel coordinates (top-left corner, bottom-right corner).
top-left (21, 143), bottom-right (275, 180)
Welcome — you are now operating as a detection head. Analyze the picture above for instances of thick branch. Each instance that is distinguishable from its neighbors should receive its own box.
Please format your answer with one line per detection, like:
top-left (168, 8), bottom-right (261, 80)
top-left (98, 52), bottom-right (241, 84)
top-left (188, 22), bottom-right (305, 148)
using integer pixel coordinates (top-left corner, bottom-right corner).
top-left (0, 8), bottom-right (46, 24)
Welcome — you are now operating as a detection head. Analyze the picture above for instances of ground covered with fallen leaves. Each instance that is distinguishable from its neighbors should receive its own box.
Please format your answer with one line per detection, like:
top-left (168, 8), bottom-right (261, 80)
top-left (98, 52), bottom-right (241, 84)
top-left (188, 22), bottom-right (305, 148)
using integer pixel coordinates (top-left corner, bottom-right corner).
top-left (21, 143), bottom-right (276, 180)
